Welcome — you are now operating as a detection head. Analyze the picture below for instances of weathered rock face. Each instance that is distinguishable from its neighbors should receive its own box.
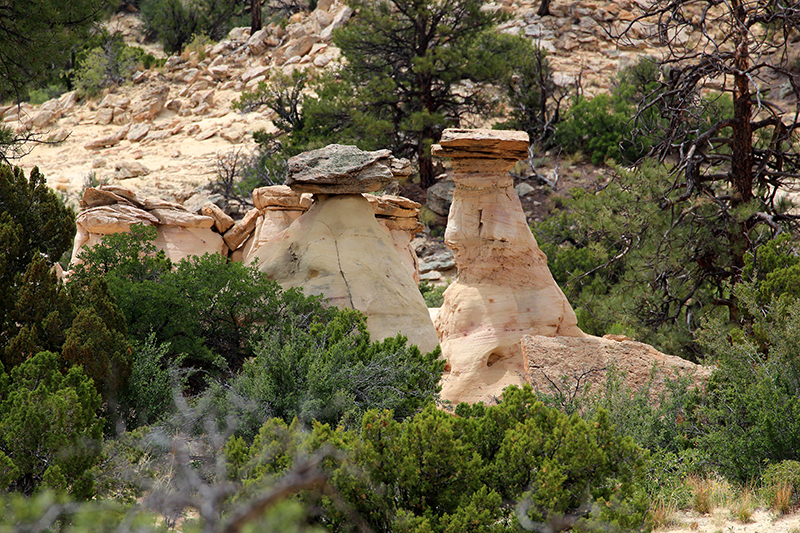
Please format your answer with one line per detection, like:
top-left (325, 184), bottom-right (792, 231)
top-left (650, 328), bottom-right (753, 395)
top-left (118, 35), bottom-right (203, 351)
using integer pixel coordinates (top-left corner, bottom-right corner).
top-left (250, 145), bottom-right (438, 354)
top-left (432, 128), bottom-right (583, 404)
top-left (252, 194), bottom-right (438, 353)
top-left (285, 144), bottom-right (395, 194)
top-left (69, 185), bottom-right (226, 267)
top-left (234, 185), bottom-right (312, 262)
top-left (366, 194), bottom-right (424, 283)
top-left (521, 334), bottom-right (710, 402)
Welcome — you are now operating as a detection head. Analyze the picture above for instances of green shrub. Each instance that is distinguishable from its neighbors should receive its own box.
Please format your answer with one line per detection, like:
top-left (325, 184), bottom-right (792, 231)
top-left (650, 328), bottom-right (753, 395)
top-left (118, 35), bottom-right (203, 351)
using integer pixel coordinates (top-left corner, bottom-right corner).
top-left (234, 385), bottom-right (649, 532)
top-left (762, 460), bottom-right (800, 513)
top-left (419, 280), bottom-right (446, 308)
top-left (27, 84), bottom-right (65, 105)
top-left (696, 284), bottom-right (800, 482)
top-left (73, 34), bottom-right (143, 98)
top-left (0, 164), bottom-right (75, 369)
top-left (0, 351), bottom-right (103, 497)
top-left (140, 0), bottom-right (243, 54)
top-left (118, 334), bottom-right (183, 429)
top-left (556, 93), bottom-right (640, 166)
top-left (211, 308), bottom-right (443, 439)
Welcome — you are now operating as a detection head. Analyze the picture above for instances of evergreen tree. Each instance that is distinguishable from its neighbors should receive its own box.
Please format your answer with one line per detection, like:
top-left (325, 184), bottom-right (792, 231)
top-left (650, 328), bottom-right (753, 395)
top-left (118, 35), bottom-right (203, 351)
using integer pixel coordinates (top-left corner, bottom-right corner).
top-left (332, 0), bottom-right (521, 188)
top-left (0, 351), bottom-right (103, 497)
top-left (0, 0), bottom-right (110, 102)
top-left (616, 0), bottom-right (800, 322)
top-left (0, 164), bottom-right (75, 368)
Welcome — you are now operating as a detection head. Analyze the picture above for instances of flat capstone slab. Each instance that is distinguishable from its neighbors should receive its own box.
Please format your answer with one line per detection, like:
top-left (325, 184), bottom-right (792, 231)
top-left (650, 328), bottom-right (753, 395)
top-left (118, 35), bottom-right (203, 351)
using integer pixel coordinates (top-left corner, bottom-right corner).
top-left (286, 144), bottom-right (395, 194)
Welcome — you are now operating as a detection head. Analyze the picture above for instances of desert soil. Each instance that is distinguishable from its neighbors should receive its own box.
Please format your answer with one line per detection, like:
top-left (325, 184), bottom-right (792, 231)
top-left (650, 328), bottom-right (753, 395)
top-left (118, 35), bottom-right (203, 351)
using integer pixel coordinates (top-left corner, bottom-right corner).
top-left (662, 508), bottom-right (800, 533)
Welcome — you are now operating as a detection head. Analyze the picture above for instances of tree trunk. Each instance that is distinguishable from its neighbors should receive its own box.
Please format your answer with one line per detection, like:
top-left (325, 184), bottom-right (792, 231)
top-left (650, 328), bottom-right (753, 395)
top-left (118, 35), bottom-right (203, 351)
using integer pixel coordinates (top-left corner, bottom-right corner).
top-left (419, 154), bottom-right (435, 189)
top-left (537, 0), bottom-right (552, 16)
top-left (730, 0), bottom-right (753, 204)
top-left (251, 0), bottom-right (262, 34)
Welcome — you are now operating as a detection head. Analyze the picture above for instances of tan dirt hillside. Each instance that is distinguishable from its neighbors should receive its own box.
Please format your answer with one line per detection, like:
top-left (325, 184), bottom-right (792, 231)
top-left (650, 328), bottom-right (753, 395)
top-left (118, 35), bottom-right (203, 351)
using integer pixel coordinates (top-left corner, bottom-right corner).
top-left (8, 0), bottom-right (659, 212)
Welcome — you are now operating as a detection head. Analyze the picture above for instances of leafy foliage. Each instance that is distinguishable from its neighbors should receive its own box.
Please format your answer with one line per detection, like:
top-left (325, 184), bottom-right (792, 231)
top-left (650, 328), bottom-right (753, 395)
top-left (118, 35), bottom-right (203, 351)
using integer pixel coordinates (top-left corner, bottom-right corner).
top-left (72, 32), bottom-right (146, 98)
top-left (534, 156), bottom-right (795, 359)
top-left (217, 311), bottom-right (443, 438)
top-left (0, 0), bottom-right (110, 101)
top-left (232, 385), bottom-right (649, 532)
top-left (140, 0), bottom-right (246, 53)
top-left (74, 226), bottom-right (442, 434)
top-left (234, 1), bottom-right (534, 188)
top-left (555, 58), bottom-right (661, 165)
top-left (0, 351), bottom-right (103, 497)
top-left (333, 3), bottom-right (529, 187)
top-left (419, 281), bottom-right (446, 308)
top-left (0, 164), bottom-right (75, 368)
top-left (695, 283), bottom-right (800, 482)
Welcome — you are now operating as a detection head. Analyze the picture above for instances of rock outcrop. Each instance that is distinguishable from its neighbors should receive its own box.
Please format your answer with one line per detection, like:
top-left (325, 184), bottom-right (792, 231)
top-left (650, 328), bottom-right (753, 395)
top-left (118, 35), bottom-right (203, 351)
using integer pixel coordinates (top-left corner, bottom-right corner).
top-left (521, 334), bottom-right (711, 396)
top-left (432, 129), bottom-right (584, 405)
top-left (365, 194), bottom-right (424, 283)
top-left (70, 185), bottom-right (226, 267)
top-left (233, 185), bottom-right (312, 262)
top-left (250, 144), bottom-right (439, 354)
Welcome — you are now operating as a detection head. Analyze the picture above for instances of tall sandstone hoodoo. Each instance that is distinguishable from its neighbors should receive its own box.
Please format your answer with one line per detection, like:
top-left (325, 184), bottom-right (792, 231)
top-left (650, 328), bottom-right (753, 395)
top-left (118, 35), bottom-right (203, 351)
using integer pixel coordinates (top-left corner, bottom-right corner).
top-left (249, 144), bottom-right (440, 354)
top-left (432, 129), bottom-right (584, 404)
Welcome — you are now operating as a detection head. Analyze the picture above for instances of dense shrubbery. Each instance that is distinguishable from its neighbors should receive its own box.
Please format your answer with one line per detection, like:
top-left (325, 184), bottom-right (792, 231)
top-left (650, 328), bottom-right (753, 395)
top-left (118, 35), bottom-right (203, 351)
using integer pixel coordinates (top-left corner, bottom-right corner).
top-left (0, 351), bottom-right (103, 497)
top-left (555, 58), bottom-right (661, 165)
top-left (140, 0), bottom-right (248, 53)
top-left (228, 385), bottom-right (649, 533)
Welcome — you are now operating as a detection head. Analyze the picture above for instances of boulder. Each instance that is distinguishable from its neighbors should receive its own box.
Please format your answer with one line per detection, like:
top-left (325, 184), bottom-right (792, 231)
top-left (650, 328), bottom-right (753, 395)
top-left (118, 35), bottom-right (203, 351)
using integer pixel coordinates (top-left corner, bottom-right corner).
top-left (426, 179), bottom-right (455, 216)
top-left (283, 35), bottom-right (319, 59)
top-left (285, 144), bottom-right (395, 194)
top-left (96, 184), bottom-right (144, 207)
top-left (252, 184), bottom-right (313, 209)
top-left (202, 201), bottom-right (235, 233)
top-left (84, 125), bottom-right (130, 149)
top-left (223, 207), bottom-right (260, 250)
top-left (131, 84), bottom-right (169, 121)
top-left (150, 208), bottom-right (215, 229)
top-left (432, 128), bottom-right (529, 160)
top-left (521, 334), bottom-right (711, 400)
top-left (127, 122), bottom-right (151, 142)
top-left (114, 160), bottom-right (150, 179)
top-left (247, 27), bottom-right (271, 55)
top-left (81, 187), bottom-right (132, 208)
top-left (31, 109), bottom-right (58, 129)
top-left (251, 193), bottom-right (439, 354)
top-left (365, 193), bottom-right (421, 218)
top-left (76, 204), bottom-right (159, 234)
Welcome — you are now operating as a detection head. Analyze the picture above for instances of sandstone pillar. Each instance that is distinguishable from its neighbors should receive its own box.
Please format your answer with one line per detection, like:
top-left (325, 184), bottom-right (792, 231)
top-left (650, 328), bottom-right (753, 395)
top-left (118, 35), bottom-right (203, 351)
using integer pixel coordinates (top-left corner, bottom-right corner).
top-left (432, 129), bottom-right (583, 405)
top-left (250, 144), bottom-right (439, 354)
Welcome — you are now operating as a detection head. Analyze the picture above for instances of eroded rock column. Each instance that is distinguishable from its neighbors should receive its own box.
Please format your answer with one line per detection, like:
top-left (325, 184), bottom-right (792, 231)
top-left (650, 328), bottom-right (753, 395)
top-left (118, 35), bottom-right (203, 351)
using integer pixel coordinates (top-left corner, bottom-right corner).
top-left (432, 129), bottom-right (583, 404)
top-left (250, 144), bottom-right (439, 354)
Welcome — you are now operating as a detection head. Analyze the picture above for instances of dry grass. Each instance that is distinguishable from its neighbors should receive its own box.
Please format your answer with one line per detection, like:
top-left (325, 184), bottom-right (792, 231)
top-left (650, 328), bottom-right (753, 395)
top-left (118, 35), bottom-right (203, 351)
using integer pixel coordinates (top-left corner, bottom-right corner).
top-left (731, 487), bottom-right (756, 523)
top-left (689, 475), bottom-right (735, 515)
top-left (773, 480), bottom-right (794, 515)
top-left (651, 500), bottom-right (680, 530)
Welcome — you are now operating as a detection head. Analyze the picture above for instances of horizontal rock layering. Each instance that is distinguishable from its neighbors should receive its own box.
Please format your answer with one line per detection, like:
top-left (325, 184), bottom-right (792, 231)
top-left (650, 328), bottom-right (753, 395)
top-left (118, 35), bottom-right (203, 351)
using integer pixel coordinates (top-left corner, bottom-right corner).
top-left (433, 128), bottom-right (584, 405)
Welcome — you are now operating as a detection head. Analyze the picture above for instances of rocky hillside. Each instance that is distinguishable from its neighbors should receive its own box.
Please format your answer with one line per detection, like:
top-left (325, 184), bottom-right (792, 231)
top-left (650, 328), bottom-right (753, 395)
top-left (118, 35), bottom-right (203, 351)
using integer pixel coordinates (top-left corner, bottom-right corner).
top-left (4, 0), bottom-right (660, 212)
